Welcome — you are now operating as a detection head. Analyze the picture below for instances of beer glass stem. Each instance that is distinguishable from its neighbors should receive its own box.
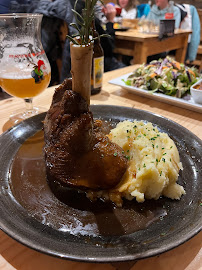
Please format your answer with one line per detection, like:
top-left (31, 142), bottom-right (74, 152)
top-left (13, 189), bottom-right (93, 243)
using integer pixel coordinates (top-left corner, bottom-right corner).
top-left (24, 98), bottom-right (33, 112)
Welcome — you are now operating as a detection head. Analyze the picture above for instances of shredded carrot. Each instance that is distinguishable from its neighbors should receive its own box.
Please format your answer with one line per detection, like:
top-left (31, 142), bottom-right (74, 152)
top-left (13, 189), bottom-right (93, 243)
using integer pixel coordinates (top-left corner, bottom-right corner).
top-left (172, 69), bottom-right (177, 73)
top-left (147, 64), bottom-right (155, 68)
top-left (173, 61), bottom-right (181, 70)
top-left (150, 73), bottom-right (157, 78)
top-left (188, 69), bottom-right (196, 77)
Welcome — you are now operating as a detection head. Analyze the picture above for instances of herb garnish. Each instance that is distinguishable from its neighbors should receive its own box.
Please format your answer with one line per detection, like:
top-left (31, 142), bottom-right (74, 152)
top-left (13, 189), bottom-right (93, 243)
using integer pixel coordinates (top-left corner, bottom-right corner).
top-left (67, 0), bottom-right (109, 45)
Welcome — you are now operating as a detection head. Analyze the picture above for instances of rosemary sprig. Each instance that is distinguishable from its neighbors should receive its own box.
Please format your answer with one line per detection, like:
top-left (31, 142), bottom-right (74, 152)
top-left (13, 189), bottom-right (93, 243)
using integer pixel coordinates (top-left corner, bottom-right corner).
top-left (67, 0), bottom-right (109, 45)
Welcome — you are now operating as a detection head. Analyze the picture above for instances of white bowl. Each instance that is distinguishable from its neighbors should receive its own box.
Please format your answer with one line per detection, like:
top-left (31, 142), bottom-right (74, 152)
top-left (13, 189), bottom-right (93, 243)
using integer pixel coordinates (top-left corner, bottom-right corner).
top-left (190, 79), bottom-right (202, 104)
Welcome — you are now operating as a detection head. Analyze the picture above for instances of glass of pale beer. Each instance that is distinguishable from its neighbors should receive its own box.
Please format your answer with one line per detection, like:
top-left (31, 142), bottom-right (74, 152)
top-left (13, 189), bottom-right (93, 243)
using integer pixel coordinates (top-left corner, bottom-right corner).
top-left (0, 13), bottom-right (51, 126)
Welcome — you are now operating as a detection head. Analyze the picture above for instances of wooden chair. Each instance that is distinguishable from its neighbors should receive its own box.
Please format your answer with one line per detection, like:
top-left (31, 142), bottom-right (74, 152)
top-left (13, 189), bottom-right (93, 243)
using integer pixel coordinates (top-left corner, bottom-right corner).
top-left (197, 44), bottom-right (202, 72)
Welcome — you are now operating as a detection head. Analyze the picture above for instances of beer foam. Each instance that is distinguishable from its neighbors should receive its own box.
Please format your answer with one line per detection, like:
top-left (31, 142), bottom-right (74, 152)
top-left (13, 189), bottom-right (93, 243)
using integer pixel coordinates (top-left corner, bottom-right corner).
top-left (0, 73), bottom-right (32, 80)
top-left (1, 64), bottom-right (33, 79)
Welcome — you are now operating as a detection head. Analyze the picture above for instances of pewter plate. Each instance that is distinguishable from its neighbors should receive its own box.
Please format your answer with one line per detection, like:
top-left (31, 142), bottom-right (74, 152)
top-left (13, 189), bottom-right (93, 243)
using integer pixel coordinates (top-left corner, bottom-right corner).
top-left (0, 105), bottom-right (201, 262)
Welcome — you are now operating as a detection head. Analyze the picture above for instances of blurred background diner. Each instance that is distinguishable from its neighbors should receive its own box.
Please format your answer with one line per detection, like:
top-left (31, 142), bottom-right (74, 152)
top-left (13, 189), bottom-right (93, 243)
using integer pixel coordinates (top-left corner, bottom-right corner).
top-left (0, 0), bottom-right (202, 97)
top-left (0, 0), bottom-right (127, 86)
top-left (147, 0), bottom-right (181, 28)
top-left (99, 0), bottom-right (201, 68)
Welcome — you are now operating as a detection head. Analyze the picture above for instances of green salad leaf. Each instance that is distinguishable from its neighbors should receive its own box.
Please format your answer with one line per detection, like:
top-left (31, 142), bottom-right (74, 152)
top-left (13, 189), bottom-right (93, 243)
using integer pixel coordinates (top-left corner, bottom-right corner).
top-left (124, 56), bottom-right (201, 98)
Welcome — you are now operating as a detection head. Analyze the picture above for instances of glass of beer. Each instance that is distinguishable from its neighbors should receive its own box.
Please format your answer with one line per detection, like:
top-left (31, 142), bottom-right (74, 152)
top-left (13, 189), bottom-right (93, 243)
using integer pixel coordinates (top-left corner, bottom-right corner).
top-left (0, 13), bottom-right (51, 126)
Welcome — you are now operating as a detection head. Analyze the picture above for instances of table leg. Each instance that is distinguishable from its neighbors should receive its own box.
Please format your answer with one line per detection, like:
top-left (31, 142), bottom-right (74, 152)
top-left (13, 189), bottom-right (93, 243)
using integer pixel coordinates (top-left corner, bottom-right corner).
top-left (175, 34), bottom-right (189, 63)
top-left (132, 42), bottom-right (147, 64)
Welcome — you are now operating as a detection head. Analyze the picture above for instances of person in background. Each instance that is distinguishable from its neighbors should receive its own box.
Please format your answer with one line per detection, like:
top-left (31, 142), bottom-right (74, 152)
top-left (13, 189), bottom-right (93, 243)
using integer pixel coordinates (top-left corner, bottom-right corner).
top-left (98, 0), bottom-right (137, 24)
top-left (146, 0), bottom-right (181, 62)
top-left (176, 4), bottom-right (200, 63)
top-left (117, 0), bottom-right (138, 20)
top-left (0, 0), bottom-right (11, 13)
top-left (94, 1), bottom-right (126, 71)
top-left (136, 1), bottom-right (151, 18)
top-left (95, 2), bottom-right (119, 24)
top-left (99, 2), bottom-right (117, 23)
top-left (147, 0), bottom-right (181, 29)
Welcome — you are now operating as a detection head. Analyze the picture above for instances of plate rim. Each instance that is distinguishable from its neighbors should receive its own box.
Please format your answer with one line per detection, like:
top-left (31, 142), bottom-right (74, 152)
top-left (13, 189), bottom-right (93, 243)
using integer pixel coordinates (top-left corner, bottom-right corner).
top-left (109, 73), bottom-right (202, 113)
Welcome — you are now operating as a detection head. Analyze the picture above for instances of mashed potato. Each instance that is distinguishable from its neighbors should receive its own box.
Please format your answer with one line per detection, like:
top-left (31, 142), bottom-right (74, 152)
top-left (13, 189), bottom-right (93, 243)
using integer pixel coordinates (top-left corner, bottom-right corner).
top-left (87, 120), bottom-right (185, 206)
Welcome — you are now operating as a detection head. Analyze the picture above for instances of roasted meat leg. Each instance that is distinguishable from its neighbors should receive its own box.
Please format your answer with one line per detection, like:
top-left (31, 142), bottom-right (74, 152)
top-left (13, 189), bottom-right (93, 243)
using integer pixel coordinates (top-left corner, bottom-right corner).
top-left (44, 79), bottom-right (128, 190)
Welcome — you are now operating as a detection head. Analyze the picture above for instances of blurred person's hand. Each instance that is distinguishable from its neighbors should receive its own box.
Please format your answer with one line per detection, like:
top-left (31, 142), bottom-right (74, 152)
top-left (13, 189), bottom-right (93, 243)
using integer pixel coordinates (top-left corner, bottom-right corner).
top-left (102, 3), bottom-right (117, 22)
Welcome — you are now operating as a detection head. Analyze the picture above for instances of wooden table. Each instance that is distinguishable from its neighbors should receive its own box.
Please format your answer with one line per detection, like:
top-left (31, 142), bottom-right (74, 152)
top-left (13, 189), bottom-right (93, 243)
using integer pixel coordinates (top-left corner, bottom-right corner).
top-left (114, 29), bottom-right (192, 64)
top-left (0, 65), bottom-right (201, 270)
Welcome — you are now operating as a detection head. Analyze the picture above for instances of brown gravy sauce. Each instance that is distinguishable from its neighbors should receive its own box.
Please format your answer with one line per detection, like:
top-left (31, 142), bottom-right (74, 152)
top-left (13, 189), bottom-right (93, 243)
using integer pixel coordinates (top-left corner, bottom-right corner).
top-left (10, 129), bottom-right (167, 237)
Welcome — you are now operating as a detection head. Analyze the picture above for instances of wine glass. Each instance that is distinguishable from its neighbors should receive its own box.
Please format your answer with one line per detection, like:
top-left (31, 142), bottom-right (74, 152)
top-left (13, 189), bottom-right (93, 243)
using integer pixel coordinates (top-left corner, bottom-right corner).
top-left (0, 13), bottom-right (51, 127)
